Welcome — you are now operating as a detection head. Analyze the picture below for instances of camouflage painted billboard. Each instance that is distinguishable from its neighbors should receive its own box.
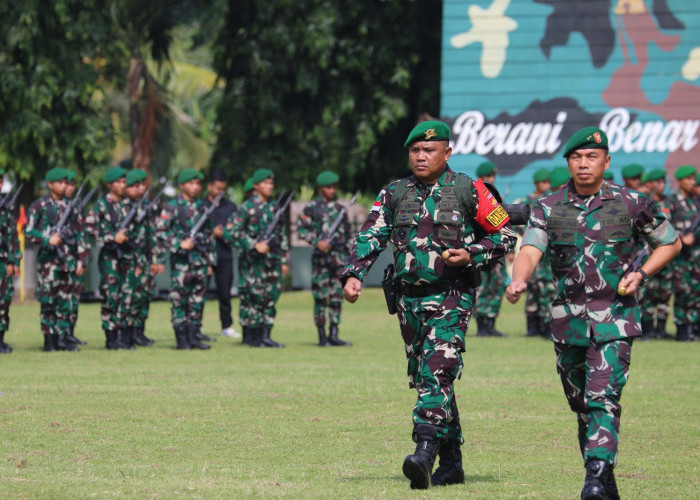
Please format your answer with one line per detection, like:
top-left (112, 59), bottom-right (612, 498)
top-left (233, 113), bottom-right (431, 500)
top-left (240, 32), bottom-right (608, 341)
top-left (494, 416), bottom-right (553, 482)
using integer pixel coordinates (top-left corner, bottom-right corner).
top-left (441, 0), bottom-right (700, 201)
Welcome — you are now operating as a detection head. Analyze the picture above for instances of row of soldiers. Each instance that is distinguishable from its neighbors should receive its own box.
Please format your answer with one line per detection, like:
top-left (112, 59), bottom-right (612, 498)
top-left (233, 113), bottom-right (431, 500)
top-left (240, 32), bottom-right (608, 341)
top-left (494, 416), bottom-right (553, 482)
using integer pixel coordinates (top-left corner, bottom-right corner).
top-left (476, 161), bottom-right (700, 342)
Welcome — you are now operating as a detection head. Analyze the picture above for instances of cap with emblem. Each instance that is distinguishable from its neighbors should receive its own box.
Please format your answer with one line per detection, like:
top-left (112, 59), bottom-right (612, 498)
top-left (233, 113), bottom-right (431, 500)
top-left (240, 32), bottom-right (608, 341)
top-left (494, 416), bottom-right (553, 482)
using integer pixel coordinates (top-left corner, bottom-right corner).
top-left (476, 161), bottom-right (496, 178)
top-left (126, 169), bottom-right (147, 187)
top-left (177, 168), bottom-right (204, 185)
top-left (674, 165), bottom-right (697, 180)
top-left (549, 167), bottom-right (571, 189)
top-left (251, 168), bottom-right (274, 185)
top-left (316, 170), bottom-right (339, 187)
top-left (46, 167), bottom-right (70, 183)
top-left (403, 120), bottom-right (450, 148)
top-left (621, 164), bottom-right (644, 179)
top-left (532, 168), bottom-right (550, 183)
top-left (562, 126), bottom-right (609, 157)
top-left (243, 177), bottom-right (254, 193)
top-left (104, 166), bottom-right (127, 183)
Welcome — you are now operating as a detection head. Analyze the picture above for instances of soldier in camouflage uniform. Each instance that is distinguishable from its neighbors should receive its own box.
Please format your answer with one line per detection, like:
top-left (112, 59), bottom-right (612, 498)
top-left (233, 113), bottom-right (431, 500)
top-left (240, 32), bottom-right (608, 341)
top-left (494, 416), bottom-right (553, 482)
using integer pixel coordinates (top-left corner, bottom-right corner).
top-left (157, 168), bottom-right (215, 349)
top-left (224, 168), bottom-right (290, 348)
top-left (0, 169), bottom-right (21, 353)
top-left (237, 177), bottom-right (256, 344)
top-left (26, 167), bottom-right (89, 352)
top-left (472, 161), bottom-right (509, 337)
top-left (621, 163), bottom-right (644, 190)
top-left (507, 127), bottom-right (681, 500)
top-left (341, 121), bottom-right (516, 490)
top-left (665, 165), bottom-right (699, 341)
top-left (297, 170), bottom-right (352, 347)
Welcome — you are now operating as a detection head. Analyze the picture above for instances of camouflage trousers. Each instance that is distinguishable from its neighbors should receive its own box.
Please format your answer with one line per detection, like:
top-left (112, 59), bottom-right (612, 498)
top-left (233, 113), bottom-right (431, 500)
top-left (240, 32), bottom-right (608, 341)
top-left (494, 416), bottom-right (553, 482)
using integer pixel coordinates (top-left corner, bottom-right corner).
top-left (671, 256), bottom-right (700, 325)
top-left (397, 289), bottom-right (471, 443)
top-left (0, 262), bottom-right (15, 333)
top-left (240, 254), bottom-right (282, 329)
top-left (311, 254), bottom-right (343, 327)
top-left (169, 258), bottom-right (208, 328)
top-left (639, 265), bottom-right (673, 322)
top-left (122, 257), bottom-right (151, 329)
top-left (475, 259), bottom-right (507, 319)
top-left (525, 262), bottom-right (555, 321)
top-left (99, 251), bottom-right (128, 332)
top-left (37, 260), bottom-right (74, 336)
top-left (68, 268), bottom-right (82, 326)
top-left (554, 338), bottom-right (632, 465)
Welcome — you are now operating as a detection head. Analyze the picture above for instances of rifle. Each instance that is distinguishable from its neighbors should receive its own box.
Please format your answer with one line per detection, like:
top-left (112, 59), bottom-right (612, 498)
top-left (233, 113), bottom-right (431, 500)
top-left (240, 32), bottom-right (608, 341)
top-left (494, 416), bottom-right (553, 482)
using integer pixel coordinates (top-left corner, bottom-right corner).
top-left (256, 190), bottom-right (295, 251)
top-left (48, 182), bottom-right (86, 256)
top-left (136, 180), bottom-right (167, 224)
top-left (76, 186), bottom-right (99, 214)
top-left (118, 187), bottom-right (153, 232)
top-left (324, 190), bottom-right (359, 247)
top-left (0, 182), bottom-right (23, 212)
top-left (176, 192), bottom-right (224, 260)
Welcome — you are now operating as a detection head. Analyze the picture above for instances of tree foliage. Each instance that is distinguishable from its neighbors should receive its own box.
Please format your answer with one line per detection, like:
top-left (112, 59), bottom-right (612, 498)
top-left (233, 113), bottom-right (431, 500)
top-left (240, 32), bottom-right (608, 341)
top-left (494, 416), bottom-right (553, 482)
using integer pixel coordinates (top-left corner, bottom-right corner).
top-left (210, 0), bottom-right (441, 192)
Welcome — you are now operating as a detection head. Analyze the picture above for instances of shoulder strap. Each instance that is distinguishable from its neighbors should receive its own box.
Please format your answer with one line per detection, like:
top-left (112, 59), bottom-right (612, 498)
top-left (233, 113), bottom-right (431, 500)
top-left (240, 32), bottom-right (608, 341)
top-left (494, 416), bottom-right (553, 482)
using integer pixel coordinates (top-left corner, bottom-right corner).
top-left (453, 173), bottom-right (475, 217)
top-left (389, 178), bottom-right (412, 213)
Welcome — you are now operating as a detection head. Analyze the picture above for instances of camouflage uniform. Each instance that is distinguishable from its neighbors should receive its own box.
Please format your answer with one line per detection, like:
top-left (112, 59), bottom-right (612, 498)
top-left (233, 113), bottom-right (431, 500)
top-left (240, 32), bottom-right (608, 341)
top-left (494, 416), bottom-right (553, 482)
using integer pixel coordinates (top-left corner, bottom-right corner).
top-left (0, 195), bottom-right (21, 352)
top-left (339, 167), bottom-right (516, 443)
top-left (65, 195), bottom-right (90, 344)
top-left (297, 198), bottom-right (351, 332)
top-left (474, 259), bottom-right (507, 334)
top-left (225, 193), bottom-right (289, 335)
top-left (159, 194), bottom-right (216, 347)
top-left (25, 195), bottom-right (88, 348)
top-left (665, 191), bottom-right (700, 337)
top-left (521, 179), bottom-right (678, 465)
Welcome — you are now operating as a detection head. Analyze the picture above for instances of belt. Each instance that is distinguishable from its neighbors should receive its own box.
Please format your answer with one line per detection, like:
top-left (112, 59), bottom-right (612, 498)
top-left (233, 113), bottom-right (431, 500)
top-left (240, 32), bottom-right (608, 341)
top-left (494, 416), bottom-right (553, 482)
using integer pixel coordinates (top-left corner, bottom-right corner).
top-left (396, 280), bottom-right (475, 298)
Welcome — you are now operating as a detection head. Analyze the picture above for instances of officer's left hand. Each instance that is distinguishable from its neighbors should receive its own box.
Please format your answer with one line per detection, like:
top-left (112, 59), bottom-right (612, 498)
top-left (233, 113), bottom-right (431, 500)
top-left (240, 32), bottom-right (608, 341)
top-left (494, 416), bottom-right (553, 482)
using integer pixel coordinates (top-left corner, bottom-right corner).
top-left (281, 264), bottom-right (290, 277)
top-left (442, 248), bottom-right (471, 267)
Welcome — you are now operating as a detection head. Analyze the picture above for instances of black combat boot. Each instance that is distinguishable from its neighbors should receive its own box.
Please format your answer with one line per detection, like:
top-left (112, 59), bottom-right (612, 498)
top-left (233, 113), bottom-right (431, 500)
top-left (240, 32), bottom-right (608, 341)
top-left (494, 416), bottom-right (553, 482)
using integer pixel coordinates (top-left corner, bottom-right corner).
top-left (328, 324), bottom-right (351, 346)
top-left (654, 316), bottom-right (671, 339)
top-left (476, 317), bottom-right (491, 337)
top-left (174, 325), bottom-right (192, 350)
top-left (0, 331), bottom-right (12, 353)
top-left (675, 324), bottom-right (693, 342)
top-left (65, 326), bottom-right (86, 345)
top-left (537, 317), bottom-right (550, 338)
top-left (105, 330), bottom-right (124, 350)
top-left (640, 320), bottom-right (654, 341)
top-left (56, 333), bottom-right (79, 352)
top-left (430, 439), bottom-right (465, 486)
top-left (187, 325), bottom-right (211, 350)
top-left (526, 316), bottom-right (539, 337)
top-left (241, 326), bottom-right (251, 345)
top-left (486, 318), bottom-right (506, 337)
top-left (604, 469), bottom-right (620, 500)
top-left (249, 327), bottom-right (266, 348)
top-left (43, 333), bottom-right (58, 352)
top-left (317, 325), bottom-right (329, 346)
top-left (402, 424), bottom-right (440, 490)
top-left (133, 326), bottom-right (154, 347)
top-left (580, 459), bottom-right (611, 500)
top-left (195, 328), bottom-right (216, 342)
top-left (120, 327), bottom-right (136, 349)
top-left (261, 326), bottom-right (284, 348)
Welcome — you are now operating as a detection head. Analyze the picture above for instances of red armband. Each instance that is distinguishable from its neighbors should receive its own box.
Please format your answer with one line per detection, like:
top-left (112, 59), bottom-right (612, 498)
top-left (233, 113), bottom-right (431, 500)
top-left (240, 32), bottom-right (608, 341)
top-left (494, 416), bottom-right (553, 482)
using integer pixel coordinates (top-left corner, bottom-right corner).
top-left (473, 178), bottom-right (510, 234)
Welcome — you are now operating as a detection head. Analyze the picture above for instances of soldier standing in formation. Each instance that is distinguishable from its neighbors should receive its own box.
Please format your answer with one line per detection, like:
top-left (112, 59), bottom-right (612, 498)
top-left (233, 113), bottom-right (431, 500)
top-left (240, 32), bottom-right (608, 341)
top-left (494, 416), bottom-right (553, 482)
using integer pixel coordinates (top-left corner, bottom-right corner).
top-left (620, 163), bottom-right (644, 190)
top-left (341, 121), bottom-right (516, 490)
top-left (666, 165), bottom-right (699, 341)
top-left (225, 168), bottom-right (289, 348)
top-left (158, 168), bottom-right (215, 350)
top-left (236, 176), bottom-right (256, 344)
top-left (506, 127), bottom-right (681, 499)
top-left (473, 161), bottom-right (508, 337)
top-left (25, 168), bottom-right (87, 352)
top-left (0, 169), bottom-right (21, 353)
top-left (297, 170), bottom-right (352, 346)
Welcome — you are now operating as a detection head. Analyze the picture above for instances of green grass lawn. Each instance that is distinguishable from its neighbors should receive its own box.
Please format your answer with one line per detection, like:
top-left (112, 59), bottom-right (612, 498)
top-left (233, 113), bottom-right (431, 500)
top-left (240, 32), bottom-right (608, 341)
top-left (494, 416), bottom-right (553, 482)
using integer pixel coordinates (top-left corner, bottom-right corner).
top-left (1, 289), bottom-right (698, 498)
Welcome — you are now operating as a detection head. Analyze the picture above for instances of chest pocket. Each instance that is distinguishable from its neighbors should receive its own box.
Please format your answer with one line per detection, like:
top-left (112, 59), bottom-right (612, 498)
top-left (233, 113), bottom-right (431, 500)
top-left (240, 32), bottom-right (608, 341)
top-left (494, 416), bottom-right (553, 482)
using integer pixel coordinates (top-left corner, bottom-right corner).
top-left (391, 198), bottom-right (419, 247)
top-left (599, 199), bottom-right (633, 267)
top-left (434, 187), bottom-right (463, 246)
top-left (547, 205), bottom-right (579, 268)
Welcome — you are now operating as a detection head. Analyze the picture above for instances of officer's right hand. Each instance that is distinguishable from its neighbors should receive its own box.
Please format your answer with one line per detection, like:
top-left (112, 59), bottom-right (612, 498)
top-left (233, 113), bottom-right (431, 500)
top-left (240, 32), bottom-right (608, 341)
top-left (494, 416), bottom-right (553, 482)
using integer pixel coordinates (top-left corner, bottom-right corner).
top-left (343, 277), bottom-right (362, 303)
top-left (505, 280), bottom-right (527, 304)
top-left (49, 233), bottom-right (62, 246)
top-left (180, 237), bottom-right (195, 250)
top-left (316, 239), bottom-right (332, 253)
top-left (115, 230), bottom-right (129, 244)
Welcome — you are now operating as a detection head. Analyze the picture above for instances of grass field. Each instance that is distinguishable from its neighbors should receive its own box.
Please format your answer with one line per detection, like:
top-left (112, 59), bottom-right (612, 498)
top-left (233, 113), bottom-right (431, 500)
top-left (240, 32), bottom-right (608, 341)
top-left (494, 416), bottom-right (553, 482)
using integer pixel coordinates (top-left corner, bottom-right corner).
top-left (1, 288), bottom-right (698, 499)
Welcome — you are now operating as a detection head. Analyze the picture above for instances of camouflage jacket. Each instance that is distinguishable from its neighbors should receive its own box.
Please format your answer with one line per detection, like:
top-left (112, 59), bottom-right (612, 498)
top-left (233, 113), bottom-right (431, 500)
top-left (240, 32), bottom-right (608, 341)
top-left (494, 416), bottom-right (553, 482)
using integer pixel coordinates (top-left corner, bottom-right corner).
top-left (25, 195), bottom-right (89, 269)
top-left (297, 197), bottom-right (352, 260)
top-left (0, 203), bottom-right (21, 265)
top-left (666, 192), bottom-right (700, 259)
top-left (339, 167), bottom-right (517, 286)
top-left (120, 197), bottom-right (158, 266)
top-left (224, 194), bottom-right (290, 265)
top-left (85, 194), bottom-right (129, 258)
top-left (521, 179), bottom-right (678, 345)
top-left (158, 194), bottom-right (216, 267)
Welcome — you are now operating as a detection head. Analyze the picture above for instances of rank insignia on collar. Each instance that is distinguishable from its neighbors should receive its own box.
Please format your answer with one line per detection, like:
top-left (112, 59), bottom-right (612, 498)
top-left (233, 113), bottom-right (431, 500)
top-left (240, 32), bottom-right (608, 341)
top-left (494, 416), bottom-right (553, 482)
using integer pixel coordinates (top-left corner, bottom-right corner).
top-left (424, 129), bottom-right (436, 140)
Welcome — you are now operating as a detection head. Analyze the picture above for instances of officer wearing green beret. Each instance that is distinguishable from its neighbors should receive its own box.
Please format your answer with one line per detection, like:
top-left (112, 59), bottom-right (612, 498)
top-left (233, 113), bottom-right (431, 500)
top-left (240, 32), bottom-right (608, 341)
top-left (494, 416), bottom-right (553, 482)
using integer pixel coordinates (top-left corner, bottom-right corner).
top-left (507, 126), bottom-right (681, 499)
top-left (341, 120), bottom-right (516, 489)
top-left (666, 165), bottom-right (699, 341)
top-left (0, 169), bottom-right (21, 353)
top-left (297, 170), bottom-right (353, 346)
top-left (621, 163), bottom-right (644, 190)
top-left (157, 168), bottom-right (215, 349)
top-left (224, 168), bottom-right (290, 347)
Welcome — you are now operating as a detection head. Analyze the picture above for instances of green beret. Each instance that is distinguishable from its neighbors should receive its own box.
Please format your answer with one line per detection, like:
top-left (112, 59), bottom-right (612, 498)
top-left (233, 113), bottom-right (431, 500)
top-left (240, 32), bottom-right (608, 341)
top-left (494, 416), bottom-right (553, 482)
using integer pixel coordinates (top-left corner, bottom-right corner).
top-left (251, 168), bottom-right (274, 185)
top-left (603, 171), bottom-right (614, 181)
top-left (642, 169), bottom-right (665, 182)
top-left (532, 168), bottom-right (550, 183)
top-left (674, 165), bottom-right (697, 180)
top-left (126, 169), bottom-right (147, 187)
top-left (696, 173), bottom-right (700, 184)
top-left (65, 170), bottom-right (77, 182)
top-left (549, 167), bottom-right (571, 189)
top-left (177, 168), bottom-right (203, 185)
top-left (104, 166), bottom-right (127, 183)
top-left (621, 164), bottom-right (644, 179)
top-left (316, 170), bottom-right (339, 187)
top-left (404, 120), bottom-right (450, 148)
top-left (475, 161), bottom-right (496, 177)
top-left (45, 167), bottom-right (70, 183)
top-left (562, 127), bottom-right (609, 157)
top-left (0, 168), bottom-right (4, 176)
top-left (243, 178), bottom-right (254, 192)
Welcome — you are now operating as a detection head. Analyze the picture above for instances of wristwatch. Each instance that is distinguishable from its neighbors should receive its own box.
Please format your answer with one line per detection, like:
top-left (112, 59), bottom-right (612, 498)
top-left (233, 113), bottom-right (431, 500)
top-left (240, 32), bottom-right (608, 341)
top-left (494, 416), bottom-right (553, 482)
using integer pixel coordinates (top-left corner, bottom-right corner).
top-left (638, 269), bottom-right (649, 287)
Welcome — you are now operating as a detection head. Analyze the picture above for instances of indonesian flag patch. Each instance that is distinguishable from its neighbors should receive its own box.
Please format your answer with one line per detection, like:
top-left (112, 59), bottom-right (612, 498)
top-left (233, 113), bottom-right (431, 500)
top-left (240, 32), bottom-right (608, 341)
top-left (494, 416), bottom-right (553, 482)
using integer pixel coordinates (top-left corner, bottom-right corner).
top-left (473, 178), bottom-right (509, 233)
